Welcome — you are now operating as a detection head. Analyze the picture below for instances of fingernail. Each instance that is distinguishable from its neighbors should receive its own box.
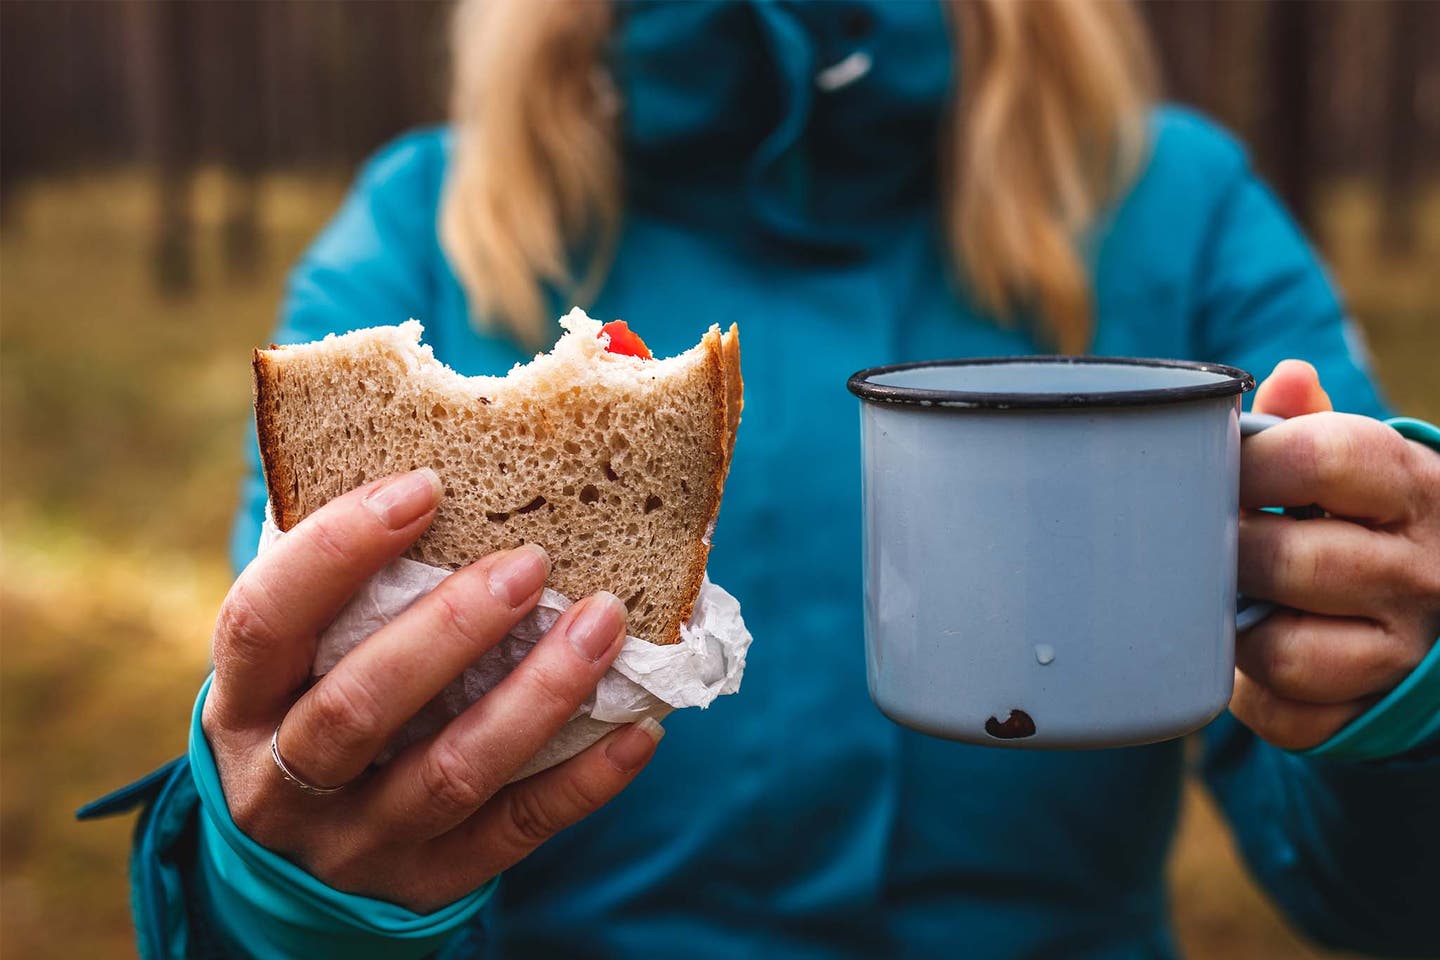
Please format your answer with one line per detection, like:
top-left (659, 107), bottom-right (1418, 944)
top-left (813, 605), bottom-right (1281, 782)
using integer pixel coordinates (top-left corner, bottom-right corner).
top-left (606, 717), bottom-right (665, 773)
top-left (567, 592), bottom-right (625, 662)
top-left (363, 468), bottom-right (442, 529)
top-left (487, 544), bottom-right (549, 606)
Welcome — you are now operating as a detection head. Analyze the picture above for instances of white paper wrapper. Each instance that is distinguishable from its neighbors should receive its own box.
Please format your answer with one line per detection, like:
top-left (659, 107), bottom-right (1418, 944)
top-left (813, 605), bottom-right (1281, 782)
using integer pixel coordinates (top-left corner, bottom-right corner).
top-left (259, 516), bottom-right (752, 781)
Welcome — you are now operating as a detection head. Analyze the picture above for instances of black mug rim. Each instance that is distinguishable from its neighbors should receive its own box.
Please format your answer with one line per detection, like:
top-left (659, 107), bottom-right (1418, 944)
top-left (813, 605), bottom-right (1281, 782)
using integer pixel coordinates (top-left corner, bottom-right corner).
top-left (847, 356), bottom-right (1256, 410)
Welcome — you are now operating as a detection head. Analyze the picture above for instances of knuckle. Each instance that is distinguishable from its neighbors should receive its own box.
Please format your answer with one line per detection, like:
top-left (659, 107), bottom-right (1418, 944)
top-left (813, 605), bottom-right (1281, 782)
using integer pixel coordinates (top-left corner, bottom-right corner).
top-left (1408, 551), bottom-right (1440, 600)
top-left (501, 787), bottom-right (564, 849)
top-left (200, 695), bottom-right (242, 743)
top-left (214, 578), bottom-right (284, 662)
top-left (1259, 632), bottom-right (1301, 688)
top-left (1329, 634), bottom-right (1375, 681)
top-left (1273, 528), bottom-right (1323, 592)
top-left (419, 741), bottom-right (491, 818)
top-left (518, 662), bottom-right (579, 719)
top-left (1374, 426), bottom-right (1435, 524)
top-left (554, 771), bottom-right (610, 814)
top-left (1379, 422), bottom-right (1414, 464)
top-left (1299, 422), bottom-right (1353, 492)
top-left (1369, 546), bottom-right (1416, 600)
top-left (306, 678), bottom-right (384, 757)
top-left (1373, 632), bottom-right (1425, 681)
top-left (200, 696), bottom-right (225, 739)
top-left (1415, 444), bottom-right (1440, 505)
top-left (304, 512), bottom-right (355, 565)
top-left (431, 587), bottom-right (485, 646)
top-left (1329, 630), bottom-right (1396, 694)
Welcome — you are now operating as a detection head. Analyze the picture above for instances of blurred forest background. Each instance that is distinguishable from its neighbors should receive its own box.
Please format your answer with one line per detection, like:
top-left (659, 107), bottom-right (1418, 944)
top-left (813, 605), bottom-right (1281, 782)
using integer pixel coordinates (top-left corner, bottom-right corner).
top-left (2, 2), bottom-right (1438, 958)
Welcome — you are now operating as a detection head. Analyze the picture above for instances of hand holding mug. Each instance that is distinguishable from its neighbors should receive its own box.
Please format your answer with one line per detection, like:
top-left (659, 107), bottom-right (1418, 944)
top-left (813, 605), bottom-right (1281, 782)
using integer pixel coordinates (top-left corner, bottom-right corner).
top-left (1233, 361), bottom-right (1440, 749)
top-left (201, 470), bottom-right (663, 912)
top-left (850, 354), bottom-right (1437, 750)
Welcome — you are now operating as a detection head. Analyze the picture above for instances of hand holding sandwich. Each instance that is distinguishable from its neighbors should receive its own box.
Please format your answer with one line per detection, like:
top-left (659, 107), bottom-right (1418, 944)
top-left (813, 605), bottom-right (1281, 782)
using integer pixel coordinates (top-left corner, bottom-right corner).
top-left (201, 468), bottom-right (663, 913)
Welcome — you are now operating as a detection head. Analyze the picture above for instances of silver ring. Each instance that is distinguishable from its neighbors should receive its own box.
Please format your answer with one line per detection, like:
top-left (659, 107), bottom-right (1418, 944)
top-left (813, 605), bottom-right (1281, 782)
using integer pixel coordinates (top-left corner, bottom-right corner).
top-left (270, 725), bottom-right (348, 797)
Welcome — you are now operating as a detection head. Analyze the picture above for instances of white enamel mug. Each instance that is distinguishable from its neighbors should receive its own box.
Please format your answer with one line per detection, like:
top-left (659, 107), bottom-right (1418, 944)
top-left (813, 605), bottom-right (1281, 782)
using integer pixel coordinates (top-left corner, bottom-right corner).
top-left (848, 357), bottom-right (1281, 749)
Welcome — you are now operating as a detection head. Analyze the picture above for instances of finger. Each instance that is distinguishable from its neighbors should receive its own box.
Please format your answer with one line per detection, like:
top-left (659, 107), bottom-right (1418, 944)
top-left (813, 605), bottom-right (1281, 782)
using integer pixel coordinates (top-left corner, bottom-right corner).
top-left (1238, 511), bottom-right (1406, 617)
top-left (1252, 359), bottom-right (1333, 418)
top-left (1229, 671), bottom-right (1370, 750)
top-left (275, 545), bottom-right (551, 790)
top-left (211, 469), bottom-right (443, 727)
top-left (1236, 611), bottom-right (1409, 704)
top-left (431, 719), bottom-right (663, 895)
top-left (1240, 413), bottom-right (1413, 522)
top-left (371, 592), bottom-right (629, 838)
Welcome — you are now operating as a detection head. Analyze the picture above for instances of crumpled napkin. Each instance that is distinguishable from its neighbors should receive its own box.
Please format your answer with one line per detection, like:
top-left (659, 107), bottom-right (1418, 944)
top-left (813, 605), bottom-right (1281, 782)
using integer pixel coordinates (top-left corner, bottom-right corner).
top-left (259, 517), bottom-right (752, 781)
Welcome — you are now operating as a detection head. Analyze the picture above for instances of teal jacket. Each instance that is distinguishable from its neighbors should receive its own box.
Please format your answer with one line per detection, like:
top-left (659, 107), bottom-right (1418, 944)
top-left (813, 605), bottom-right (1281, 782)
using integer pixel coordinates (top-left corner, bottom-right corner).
top-left (86, 3), bottom-right (1440, 957)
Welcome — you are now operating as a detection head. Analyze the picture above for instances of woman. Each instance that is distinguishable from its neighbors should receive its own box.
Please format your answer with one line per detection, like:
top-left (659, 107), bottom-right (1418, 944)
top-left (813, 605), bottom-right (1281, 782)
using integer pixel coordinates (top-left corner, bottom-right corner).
top-left (89, 1), bottom-right (1440, 957)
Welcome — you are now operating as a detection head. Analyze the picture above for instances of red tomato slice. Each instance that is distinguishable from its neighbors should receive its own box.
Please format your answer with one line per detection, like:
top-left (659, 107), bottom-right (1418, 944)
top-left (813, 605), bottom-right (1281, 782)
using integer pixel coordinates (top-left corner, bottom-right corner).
top-left (599, 320), bottom-right (652, 359)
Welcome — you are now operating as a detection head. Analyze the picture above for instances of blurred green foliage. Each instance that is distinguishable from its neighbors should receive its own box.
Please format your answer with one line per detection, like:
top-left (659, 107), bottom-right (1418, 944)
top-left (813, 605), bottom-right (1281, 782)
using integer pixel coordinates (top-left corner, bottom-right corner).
top-left (2, 172), bottom-right (1433, 958)
top-left (1, 172), bottom-right (344, 958)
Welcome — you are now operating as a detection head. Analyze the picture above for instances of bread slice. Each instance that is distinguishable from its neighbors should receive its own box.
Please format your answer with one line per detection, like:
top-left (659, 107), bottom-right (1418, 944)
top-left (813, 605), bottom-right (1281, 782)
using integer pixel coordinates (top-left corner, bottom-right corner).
top-left (253, 309), bottom-right (742, 646)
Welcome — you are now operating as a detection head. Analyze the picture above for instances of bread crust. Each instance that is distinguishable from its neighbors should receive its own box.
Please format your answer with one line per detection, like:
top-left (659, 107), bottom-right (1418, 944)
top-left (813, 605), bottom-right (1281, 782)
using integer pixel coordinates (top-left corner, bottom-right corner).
top-left (252, 347), bottom-right (302, 532)
top-left (720, 324), bottom-right (743, 476)
top-left (658, 326), bottom-right (731, 644)
top-left (250, 324), bottom-right (740, 646)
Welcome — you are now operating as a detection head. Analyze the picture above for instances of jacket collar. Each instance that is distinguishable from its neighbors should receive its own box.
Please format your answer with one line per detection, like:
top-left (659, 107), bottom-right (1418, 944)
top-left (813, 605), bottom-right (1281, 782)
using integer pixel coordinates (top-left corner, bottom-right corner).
top-left (614, 1), bottom-right (953, 254)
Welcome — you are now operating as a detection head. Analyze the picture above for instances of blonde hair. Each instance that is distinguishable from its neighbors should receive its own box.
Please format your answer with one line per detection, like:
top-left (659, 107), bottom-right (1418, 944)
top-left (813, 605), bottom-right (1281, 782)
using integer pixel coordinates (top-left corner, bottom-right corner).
top-left (442, 0), bottom-right (1156, 353)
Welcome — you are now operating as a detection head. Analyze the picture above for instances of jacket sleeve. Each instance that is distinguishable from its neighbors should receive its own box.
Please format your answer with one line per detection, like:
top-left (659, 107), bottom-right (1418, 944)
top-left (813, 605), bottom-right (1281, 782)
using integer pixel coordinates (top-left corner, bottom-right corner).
top-left (187, 676), bottom-right (496, 959)
top-left (1193, 157), bottom-right (1440, 956)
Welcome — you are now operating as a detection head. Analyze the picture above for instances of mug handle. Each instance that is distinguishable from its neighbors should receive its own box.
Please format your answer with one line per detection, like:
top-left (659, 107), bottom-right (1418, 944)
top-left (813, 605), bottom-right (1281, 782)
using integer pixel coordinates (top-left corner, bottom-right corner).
top-left (1235, 412), bottom-right (1288, 631)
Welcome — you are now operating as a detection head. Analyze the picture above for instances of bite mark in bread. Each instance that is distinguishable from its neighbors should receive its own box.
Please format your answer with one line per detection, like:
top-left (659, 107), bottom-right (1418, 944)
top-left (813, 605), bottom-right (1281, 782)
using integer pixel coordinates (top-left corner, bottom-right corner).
top-left (252, 310), bottom-right (740, 645)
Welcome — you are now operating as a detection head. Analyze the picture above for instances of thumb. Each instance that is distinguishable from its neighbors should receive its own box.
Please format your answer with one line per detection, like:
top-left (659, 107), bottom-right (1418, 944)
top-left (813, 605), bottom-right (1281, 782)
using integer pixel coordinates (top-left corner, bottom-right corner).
top-left (1252, 359), bottom-right (1334, 418)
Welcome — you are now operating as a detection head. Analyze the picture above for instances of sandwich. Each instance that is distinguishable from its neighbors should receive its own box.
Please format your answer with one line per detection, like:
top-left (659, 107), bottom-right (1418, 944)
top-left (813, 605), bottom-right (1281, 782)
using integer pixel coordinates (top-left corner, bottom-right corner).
top-left (252, 309), bottom-right (742, 646)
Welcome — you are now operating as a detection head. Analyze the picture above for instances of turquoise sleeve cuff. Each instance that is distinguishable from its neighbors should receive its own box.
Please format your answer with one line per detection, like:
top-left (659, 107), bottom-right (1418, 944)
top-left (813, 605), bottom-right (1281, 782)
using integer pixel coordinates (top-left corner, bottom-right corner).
top-left (188, 674), bottom-right (496, 959)
top-left (1301, 416), bottom-right (1440, 763)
